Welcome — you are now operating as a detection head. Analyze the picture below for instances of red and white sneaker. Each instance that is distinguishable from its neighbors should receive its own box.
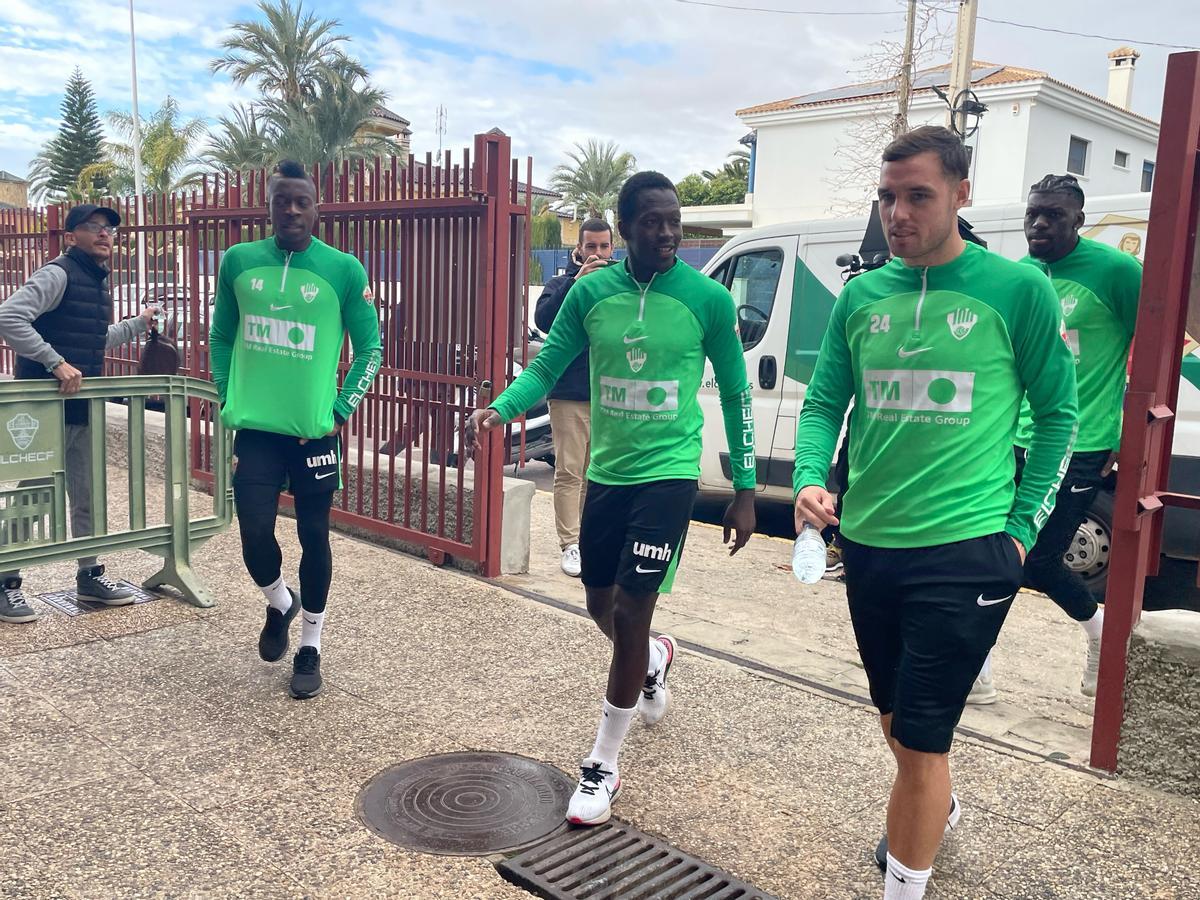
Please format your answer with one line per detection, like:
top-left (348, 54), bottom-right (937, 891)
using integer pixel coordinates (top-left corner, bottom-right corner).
top-left (566, 758), bottom-right (621, 826)
top-left (638, 635), bottom-right (675, 726)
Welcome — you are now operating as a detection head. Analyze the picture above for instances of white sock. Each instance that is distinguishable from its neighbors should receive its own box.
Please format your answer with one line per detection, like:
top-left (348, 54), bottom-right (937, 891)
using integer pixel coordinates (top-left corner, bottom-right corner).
top-left (300, 609), bottom-right (325, 651)
top-left (261, 576), bottom-right (291, 613)
top-left (883, 853), bottom-right (931, 900)
top-left (1081, 607), bottom-right (1105, 641)
top-left (978, 649), bottom-right (993, 681)
top-left (646, 637), bottom-right (665, 676)
top-left (589, 700), bottom-right (637, 770)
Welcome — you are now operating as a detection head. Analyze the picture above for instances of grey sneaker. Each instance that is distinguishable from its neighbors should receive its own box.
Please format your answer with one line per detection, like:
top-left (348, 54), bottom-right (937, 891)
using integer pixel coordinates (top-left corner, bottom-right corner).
top-left (0, 577), bottom-right (38, 623)
top-left (75, 565), bottom-right (136, 606)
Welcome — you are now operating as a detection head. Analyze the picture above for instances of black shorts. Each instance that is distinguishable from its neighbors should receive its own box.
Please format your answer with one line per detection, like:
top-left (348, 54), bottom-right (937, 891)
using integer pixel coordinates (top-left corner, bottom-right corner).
top-left (579, 479), bottom-right (697, 595)
top-left (232, 429), bottom-right (342, 497)
top-left (841, 531), bottom-right (1023, 754)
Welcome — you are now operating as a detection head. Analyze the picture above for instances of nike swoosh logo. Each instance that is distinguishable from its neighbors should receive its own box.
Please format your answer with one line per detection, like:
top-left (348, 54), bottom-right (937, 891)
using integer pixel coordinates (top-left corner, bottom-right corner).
top-left (314, 471), bottom-right (337, 480)
top-left (897, 346), bottom-right (932, 358)
top-left (303, 617), bottom-right (317, 625)
top-left (270, 304), bottom-right (292, 311)
top-left (1069, 485), bottom-right (1094, 493)
top-left (635, 565), bottom-right (662, 574)
top-left (623, 335), bottom-right (648, 344)
top-left (977, 593), bottom-right (1015, 607)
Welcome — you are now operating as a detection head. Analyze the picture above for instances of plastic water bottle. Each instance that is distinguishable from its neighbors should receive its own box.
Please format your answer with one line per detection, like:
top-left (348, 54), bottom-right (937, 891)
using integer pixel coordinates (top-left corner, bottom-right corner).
top-left (792, 523), bottom-right (827, 584)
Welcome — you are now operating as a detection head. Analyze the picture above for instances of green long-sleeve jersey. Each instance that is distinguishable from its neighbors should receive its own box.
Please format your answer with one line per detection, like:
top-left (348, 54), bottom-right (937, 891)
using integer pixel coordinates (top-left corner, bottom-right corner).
top-left (209, 237), bottom-right (382, 440)
top-left (793, 241), bottom-right (1078, 552)
top-left (1015, 236), bottom-right (1142, 452)
top-left (491, 258), bottom-right (756, 489)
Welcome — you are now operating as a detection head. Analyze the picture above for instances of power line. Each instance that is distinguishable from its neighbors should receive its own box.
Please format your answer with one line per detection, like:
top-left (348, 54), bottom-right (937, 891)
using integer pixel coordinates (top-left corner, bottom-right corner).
top-left (672, 0), bottom-right (1200, 50)
top-left (976, 15), bottom-right (1199, 51)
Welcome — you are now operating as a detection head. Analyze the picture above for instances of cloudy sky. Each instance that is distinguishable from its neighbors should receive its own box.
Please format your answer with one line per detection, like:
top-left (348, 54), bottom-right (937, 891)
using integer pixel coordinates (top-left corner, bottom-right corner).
top-left (0, 0), bottom-right (1195, 188)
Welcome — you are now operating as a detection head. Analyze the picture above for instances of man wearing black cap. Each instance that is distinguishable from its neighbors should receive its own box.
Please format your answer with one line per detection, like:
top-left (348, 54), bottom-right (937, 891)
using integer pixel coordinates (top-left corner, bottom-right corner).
top-left (0, 204), bottom-right (159, 622)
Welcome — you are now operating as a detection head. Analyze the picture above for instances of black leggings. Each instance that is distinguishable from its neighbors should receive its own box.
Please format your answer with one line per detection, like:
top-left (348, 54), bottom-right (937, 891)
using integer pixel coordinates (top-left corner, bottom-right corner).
top-left (1016, 447), bottom-right (1108, 622)
top-left (235, 485), bottom-right (334, 614)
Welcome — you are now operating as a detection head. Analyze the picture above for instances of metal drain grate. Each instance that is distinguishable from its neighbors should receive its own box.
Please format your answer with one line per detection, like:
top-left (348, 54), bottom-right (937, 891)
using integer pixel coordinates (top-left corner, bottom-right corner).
top-left (496, 820), bottom-right (778, 900)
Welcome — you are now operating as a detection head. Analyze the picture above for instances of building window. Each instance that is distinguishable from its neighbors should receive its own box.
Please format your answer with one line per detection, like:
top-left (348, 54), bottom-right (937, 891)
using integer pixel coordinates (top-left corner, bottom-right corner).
top-left (1114, 150), bottom-right (1130, 169)
top-left (1067, 136), bottom-right (1090, 176)
top-left (1142, 160), bottom-right (1156, 192)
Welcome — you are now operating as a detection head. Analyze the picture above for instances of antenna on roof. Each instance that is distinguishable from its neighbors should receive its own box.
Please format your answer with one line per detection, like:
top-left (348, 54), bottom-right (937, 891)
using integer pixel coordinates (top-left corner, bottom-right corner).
top-left (435, 105), bottom-right (447, 159)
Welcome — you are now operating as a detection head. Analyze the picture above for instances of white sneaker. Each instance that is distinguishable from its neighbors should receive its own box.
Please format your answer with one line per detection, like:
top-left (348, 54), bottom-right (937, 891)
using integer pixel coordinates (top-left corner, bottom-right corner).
top-left (566, 758), bottom-right (621, 825)
top-left (560, 544), bottom-right (582, 578)
top-left (1081, 635), bottom-right (1101, 697)
top-left (638, 635), bottom-right (675, 726)
top-left (966, 670), bottom-right (997, 705)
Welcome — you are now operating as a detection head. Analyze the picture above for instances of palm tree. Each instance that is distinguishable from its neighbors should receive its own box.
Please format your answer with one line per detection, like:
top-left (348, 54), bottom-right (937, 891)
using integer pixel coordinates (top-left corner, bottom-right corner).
top-left (206, 105), bottom-right (272, 173)
top-left (703, 148), bottom-right (751, 182)
top-left (79, 97), bottom-right (206, 196)
top-left (550, 140), bottom-right (637, 218)
top-left (26, 144), bottom-right (56, 203)
top-left (259, 63), bottom-right (393, 167)
top-left (211, 0), bottom-right (365, 104)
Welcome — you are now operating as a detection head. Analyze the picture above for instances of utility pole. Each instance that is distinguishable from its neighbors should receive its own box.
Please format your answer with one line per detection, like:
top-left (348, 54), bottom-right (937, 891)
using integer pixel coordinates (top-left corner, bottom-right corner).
top-left (127, 0), bottom-right (147, 296)
top-left (893, 0), bottom-right (918, 137)
top-left (946, 0), bottom-right (979, 135)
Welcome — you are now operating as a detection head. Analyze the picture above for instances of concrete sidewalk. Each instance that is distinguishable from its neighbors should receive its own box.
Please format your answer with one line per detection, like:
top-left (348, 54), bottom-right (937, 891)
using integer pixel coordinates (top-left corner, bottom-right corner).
top-left (1, 479), bottom-right (1197, 898)
top-left (506, 490), bottom-right (1107, 766)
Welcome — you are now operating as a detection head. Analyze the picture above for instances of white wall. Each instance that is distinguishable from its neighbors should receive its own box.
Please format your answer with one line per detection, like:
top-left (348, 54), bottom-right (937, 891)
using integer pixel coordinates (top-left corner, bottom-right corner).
top-left (1022, 100), bottom-right (1157, 198)
top-left (963, 96), bottom-right (1034, 206)
top-left (745, 84), bottom-right (1158, 225)
top-left (750, 116), bottom-right (852, 226)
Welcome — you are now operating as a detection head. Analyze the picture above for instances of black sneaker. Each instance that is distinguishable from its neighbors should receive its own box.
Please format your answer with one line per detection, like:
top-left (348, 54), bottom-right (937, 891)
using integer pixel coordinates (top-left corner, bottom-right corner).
top-left (289, 646), bottom-right (322, 699)
top-left (76, 565), bottom-right (135, 606)
top-left (0, 577), bottom-right (38, 624)
top-left (875, 793), bottom-right (960, 872)
top-left (258, 589), bottom-right (300, 662)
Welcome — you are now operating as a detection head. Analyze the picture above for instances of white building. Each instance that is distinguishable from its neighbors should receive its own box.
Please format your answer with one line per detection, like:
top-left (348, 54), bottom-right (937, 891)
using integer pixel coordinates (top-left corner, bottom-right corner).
top-left (708, 48), bottom-right (1158, 230)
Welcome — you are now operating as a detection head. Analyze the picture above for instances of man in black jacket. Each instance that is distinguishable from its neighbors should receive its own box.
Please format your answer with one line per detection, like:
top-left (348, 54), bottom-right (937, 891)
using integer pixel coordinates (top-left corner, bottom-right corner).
top-left (534, 218), bottom-right (613, 576)
top-left (0, 205), bottom-right (159, 622)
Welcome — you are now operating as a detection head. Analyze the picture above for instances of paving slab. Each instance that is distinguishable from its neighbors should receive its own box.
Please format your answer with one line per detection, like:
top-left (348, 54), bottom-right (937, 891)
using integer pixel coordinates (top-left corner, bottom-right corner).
top-left (0, 472), bottom-right (1196, 898)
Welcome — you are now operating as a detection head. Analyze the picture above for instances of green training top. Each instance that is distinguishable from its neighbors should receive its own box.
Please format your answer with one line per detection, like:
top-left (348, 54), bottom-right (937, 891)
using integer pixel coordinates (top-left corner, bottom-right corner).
top-left (209, 236), bottom-right (382, 440)
top-left (1015, 236), bottom-right (1142, 453)
top-left (490, 258), bottom-right (756, 489)
top-left (793, 241), bottom-right (1078, 553)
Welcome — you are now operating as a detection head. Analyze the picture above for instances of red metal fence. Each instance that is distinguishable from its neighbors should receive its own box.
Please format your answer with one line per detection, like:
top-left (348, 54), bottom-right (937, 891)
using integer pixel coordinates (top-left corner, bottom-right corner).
top-left (1091, 52), bottom-right (1200, 772)
top-left (0, 131), bottom-right (531, 577)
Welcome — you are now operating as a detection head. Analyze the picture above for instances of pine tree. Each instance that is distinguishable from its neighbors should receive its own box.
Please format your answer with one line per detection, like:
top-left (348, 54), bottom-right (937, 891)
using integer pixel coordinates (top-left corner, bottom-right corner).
top-left (45, 69), bottom-right (106, 197)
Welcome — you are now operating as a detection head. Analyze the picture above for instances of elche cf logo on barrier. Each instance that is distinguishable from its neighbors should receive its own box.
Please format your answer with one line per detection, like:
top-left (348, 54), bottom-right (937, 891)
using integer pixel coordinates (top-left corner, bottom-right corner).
top-left (7, 413), bottom-right (39, 451)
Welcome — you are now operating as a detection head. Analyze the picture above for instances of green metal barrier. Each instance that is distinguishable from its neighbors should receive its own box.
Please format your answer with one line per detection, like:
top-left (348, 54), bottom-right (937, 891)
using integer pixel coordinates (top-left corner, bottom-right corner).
top-left (0, 376), bottom-right (232, 608)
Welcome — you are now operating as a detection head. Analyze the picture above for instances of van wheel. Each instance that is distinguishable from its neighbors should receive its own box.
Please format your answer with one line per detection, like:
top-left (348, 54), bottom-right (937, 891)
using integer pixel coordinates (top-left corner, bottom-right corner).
top-left (1065, 490), bottom-right (1113, 594)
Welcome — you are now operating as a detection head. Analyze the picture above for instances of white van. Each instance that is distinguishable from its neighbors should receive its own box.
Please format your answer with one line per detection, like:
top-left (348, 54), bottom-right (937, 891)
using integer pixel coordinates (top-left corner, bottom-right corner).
top-left (696, 194), bottom-right (1200, 591)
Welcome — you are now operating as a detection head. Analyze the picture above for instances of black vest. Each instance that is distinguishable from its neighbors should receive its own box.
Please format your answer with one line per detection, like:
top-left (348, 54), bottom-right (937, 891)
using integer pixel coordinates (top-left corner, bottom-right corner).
top-left (14, 247), bottom-right (112, 425)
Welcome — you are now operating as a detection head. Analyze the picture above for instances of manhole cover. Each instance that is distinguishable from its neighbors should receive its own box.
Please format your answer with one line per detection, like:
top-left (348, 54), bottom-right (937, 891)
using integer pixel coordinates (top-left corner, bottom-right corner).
top-left (356, 752), bottom-right (574, 856)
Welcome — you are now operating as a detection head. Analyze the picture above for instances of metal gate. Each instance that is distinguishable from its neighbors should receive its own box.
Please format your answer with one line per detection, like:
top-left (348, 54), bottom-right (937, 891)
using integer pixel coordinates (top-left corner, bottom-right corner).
top-left (1090, 52), bottom-right (1200, 771)
top-left (0, 132), bottom-right (531, 577)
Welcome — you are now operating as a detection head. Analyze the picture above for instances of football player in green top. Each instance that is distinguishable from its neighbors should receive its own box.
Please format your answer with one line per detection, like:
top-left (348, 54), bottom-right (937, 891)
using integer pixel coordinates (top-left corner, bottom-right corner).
top-left (465, 172), bottom-right (756, 827)
top-left (210, 160), bottom-right (381, 700)
top-left (793, 127), bottom-right (1078, 900)
top-left (972, 174), bottom-right (1141, 703)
